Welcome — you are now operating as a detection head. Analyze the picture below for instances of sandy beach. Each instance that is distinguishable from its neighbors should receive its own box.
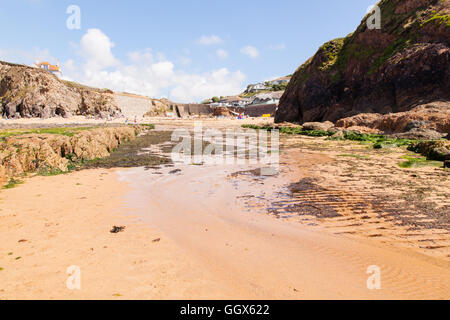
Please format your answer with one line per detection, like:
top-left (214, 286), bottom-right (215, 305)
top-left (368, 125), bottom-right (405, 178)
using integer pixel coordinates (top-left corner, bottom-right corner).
top-left (2, 0), bottom-right (450, 304)
top-left (0, 168), bottom-right (243, 299)
top-left (1, 120), bottom-right (449, 299)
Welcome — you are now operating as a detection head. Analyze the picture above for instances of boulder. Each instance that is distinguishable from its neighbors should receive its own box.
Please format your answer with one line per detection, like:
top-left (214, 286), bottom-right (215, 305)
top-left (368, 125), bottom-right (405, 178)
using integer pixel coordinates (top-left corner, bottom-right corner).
top-left (405, 120), bottom-right (427, 131)
top-left (345, 126), bottom-right (382, 134)
top-left (408, 141), bottom-right (450, 161)
top-left (336, 102), bottom-right (450, 135)
top-left (302, 121), bottom-right (334, 131)
top-left (393, 128), bottom-right (446, 140)
top-left (331, 131), bottom-right (345, 139)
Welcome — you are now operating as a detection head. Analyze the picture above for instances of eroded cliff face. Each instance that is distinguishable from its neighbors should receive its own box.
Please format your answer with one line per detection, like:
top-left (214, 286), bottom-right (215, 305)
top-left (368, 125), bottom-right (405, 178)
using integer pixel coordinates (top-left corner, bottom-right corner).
top-left (275, 0), bottom-right (450, 124)
top-left (0, 61), bottom-right (122, 119)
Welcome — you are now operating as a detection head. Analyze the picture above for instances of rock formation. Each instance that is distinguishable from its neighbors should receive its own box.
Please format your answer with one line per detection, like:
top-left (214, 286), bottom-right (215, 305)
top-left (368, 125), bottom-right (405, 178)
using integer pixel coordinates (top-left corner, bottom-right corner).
top-left (0, 61), bottom-right (122, 119)
top-left (0, 126), bottom-right (143, 186)
top-left (408, 140), bottom-right (450, 161)
top-left (275, 0), bottom-right (450, 126)
top-left (336, 101), bottom-right (450, 134)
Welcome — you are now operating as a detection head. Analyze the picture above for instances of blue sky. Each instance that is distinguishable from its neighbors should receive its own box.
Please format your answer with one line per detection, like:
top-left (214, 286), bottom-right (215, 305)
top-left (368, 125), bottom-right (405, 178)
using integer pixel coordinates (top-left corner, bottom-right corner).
top-left (0, 0), bottom-right (376, 102)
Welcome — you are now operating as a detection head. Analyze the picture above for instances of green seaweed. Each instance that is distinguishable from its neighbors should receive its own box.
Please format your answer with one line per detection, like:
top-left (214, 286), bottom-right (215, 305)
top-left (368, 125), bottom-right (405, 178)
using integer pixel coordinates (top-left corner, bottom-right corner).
top-left (38, 166), bottom-right (69, 177)
top-left (329, 131), bottom-right (415, 148)
top-left (243, 125), bottom-right (417, 149)
top-left (2, 178), bottom-right (24, 189)
top-left (0, 127), bottom-right (95, 139)
top-left (242, 125), bottom-right (332, 137)
top-left (338, 154), bottom-right (370, 160)
top-left (398, 156), bottom-right (442, 168)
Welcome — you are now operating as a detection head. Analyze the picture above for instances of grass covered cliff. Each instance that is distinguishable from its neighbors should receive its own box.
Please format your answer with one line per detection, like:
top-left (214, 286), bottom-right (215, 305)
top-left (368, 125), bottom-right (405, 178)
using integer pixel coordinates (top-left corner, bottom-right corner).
top-left (275, 0), bottom-right (450, 124)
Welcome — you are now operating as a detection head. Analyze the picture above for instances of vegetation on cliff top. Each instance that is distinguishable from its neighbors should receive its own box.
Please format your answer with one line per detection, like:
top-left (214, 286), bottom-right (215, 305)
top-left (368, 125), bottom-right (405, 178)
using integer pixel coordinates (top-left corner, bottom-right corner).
top-left (286, 0), bottom-right (447, 90)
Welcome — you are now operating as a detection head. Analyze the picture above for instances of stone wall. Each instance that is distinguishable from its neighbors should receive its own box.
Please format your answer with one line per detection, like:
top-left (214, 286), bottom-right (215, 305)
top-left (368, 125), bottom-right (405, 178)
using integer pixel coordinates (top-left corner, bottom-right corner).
top-left (244, 104), bottom-right (277, 117)
top-left (177, 104), bottom-right (213, 117)
top-left (114, 93), bottom-right (153, 118)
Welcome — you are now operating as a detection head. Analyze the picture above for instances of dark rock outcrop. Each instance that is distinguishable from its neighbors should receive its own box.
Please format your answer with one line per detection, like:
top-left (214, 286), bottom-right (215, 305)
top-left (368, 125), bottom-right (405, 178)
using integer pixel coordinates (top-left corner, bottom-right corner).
top-left (0, 61), bottom-right (122, 119)
top-left (275, 0), bottom-right (450, 124)
top-left (407, 140), bottom-right (450, 161)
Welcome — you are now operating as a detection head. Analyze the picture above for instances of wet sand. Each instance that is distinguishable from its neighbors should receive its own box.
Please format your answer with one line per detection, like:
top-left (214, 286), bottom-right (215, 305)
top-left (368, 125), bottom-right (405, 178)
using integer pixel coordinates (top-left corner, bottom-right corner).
top-left (116, 149), bottom-right (449, 299)
top-left (0, 121), bottom-right (449, 299)
top-left (0, 169), bottom-right (238, 299)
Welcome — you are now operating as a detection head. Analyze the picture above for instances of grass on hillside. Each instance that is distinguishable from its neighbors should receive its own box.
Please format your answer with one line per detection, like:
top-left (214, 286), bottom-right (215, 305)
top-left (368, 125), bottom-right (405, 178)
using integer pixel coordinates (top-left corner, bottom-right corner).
top-left (60, 79), bottom-right (112, 93)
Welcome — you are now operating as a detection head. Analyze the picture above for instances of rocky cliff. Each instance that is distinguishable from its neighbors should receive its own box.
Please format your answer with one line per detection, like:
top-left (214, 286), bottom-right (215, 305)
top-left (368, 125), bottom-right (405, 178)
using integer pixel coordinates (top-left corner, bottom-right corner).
top-left (275, 0), bottom-right (450, 124)
top-left (0, 61), bottom-right (122, 119)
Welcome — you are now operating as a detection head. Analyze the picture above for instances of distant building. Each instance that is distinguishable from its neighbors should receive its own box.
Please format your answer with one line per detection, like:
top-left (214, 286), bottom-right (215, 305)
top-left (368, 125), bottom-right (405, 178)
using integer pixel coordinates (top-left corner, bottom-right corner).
top-left (268, 76), bottom-right (291, 86)
top-left (35, 61), bottom-right (62, 77)
top-left (218, 96), bottom-right (251, 107)
top-left (250, 91), bottom-right (284, 106)
top-left (247, 83), bottom-right (268, 93)
top-left (246, 77), bottom-right (290, 93)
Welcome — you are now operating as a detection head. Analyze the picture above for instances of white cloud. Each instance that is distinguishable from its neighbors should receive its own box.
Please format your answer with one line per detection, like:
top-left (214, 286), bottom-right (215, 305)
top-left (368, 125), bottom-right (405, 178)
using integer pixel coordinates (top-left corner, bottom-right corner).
top-left (128, 48), bottom-right (154, 64)
top-left (216, 49), bottom-right (229, 59)
top-left (170, 68), bottom-right (245, 102)
top-left (0, 47), bottom-right (56, 65)
top-left (62, 29), bottom-right (245, 102)
top-left (80, 28), bottom-right (119, 71)
top-left (196, 35), bottom-right (223, 45)
top-left (240, 45), bottom-right (259, 58)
